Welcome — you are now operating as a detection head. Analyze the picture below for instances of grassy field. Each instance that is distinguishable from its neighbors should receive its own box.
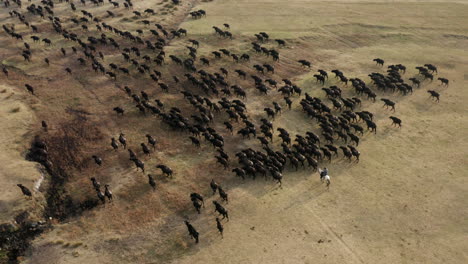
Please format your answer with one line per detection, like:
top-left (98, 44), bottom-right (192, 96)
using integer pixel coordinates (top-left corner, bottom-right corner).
top-left (0, 84), bottom-right (45, 224)
top-left (168, 1), bottom-right (468, 264)
top-left (0, 0), bottom-right (467, 263)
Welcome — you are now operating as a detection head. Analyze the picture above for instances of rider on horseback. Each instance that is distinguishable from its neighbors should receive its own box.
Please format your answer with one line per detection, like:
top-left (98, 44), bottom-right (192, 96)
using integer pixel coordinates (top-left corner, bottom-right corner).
top-left (320, 167), bottom-right (328, 179)
top-left (319, 168), bottom-right (331, 189)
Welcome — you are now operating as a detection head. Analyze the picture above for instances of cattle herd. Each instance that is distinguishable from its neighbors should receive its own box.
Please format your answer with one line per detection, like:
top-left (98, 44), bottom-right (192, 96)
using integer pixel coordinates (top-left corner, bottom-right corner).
top-left (2, 0), bottom-right (449, 245)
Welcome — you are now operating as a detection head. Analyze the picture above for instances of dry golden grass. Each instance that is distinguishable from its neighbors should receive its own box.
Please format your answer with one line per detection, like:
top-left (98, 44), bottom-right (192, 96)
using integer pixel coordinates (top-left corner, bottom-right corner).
top-left (0, 0), bottom-right (467, 263)
top-left (0, 84), bottom-right (45, 223)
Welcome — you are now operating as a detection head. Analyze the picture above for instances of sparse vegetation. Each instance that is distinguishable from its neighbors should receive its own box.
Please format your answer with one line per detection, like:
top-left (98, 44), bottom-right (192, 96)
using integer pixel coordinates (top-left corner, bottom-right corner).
top-left (0, 0), bottom-right (467, 264)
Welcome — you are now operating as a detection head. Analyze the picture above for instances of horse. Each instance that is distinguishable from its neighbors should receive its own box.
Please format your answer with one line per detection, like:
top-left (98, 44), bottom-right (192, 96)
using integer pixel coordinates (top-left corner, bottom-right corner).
top-left (318, 168), bottom-right (331, 189)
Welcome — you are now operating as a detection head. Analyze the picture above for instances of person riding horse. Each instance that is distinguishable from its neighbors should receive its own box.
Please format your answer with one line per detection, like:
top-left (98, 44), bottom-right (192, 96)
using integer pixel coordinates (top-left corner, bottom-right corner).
top-left (320, 167), bottom-right (328, 179)
top-left (318, 168), bottom-right (331, 189)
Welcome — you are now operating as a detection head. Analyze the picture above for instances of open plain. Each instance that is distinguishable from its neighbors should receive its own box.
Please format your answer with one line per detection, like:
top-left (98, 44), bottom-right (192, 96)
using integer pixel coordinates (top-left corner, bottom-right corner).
top-left (0, 0), bottom-right (467, 263)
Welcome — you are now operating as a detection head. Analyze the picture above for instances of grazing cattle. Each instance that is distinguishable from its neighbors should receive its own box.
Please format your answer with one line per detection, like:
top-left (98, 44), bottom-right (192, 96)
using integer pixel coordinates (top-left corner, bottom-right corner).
top-left (146, 134), bottom-right (157, 149)
top-left (350, 124), bottom-right (364, 135)
top-left (314, 74), bottom-right (325, 85)
top-left (113, 107), bottom-right (124, 115)
top-left (192, 198), bottom-right (202, 214)
top-left (427, 90), bottom-right (440, 102)
top-left (119, 133), bottom-right (127, 149)
top-left (41, 121), bottom-right (48, 132)
top-left (159, 83), bottom-right (169, 92)
top-left (232, 168), bottom-right (246, 180)
top-left (325, 145), bottom-right (339, 156)
top-left (200, 58), bottom-right (210, 65)
top-left (156, 164), bottom-right (173, 177)
top-left (223, 122), bottom-right (233, 133)
top-left (373, 58), bottom-right (384, 66)
top-left (220, 67), bottom-right (228, 76)
top-left (213, 201), bottom-right (229, 220)
top-left (191, 193), bottom-right (205, 208)
top-left (340, 146), bottom-right (352, 161)
top-left (212, 51), bottom-right (222, 58)
top-left (235, 69), bottom-right (247, 79)
top-left (144, 9), bottom-right (155, 15)
top-left (347, 133), bottom-right (360, 146)
top-left (422, 72), bottom-right (434, 81)
top-left (389, 116), bottom-right (402, 127)
top-left (132, 158), bottom-right (145, 172)
top-left (104, 185), bottom-right (113, 201)
top-left (218, 149), bottom-right (229, 161)
top-left (141, 143), bottom-right (151, 155)
top-left (253, 64), bottom-right (264, 74)
top-left (25, 84), bottom-right (35, 95)
top-left (275, 39), bottom-right (286, 46)
top-left (298, 59), bottom-right (311, 68)
top-left (231, 54), bottom-right (239, 62)
top-left (148, 174), bottom-right (156, 190)
top-left (17, 184), bottom-right (32, 197)
top-left (128, 149), bottom-right (137, 161)
top-left (92, 155), bottom-right (102, 166)
top-left (90, 177), bottom-right (101, 191)
top-left (218, 186), bottom-right (228, 203)
top-left (284, 97), bottom-right (292, 109)
top-left (348, 145), bottom-right (360, 162)
top-left (318, 69), bottom-right (328, 79)
top-left (321, 148), bottom-right (332, 161)
top-left (409, 78), bottom-right (420, 88)
top-left (264, 107), bottom-right (276, 118)
top-left (438, 77), bottom-right (449, 86)
top-left (97, 191), bottom-right (106, 204)
top-left (189, 39), bottom-right (199, 47)
top-left (270, 169), bottom-right (283, 186)
top-left (216, 218), bottom-right (224, 237)
top-left (381, 98), bottom-right (396, 111)
top-left (111, 138), bottom-right (119, 150)
top-left (216, 156), bottom-right (229, 169)
top-left (424, 64), bottom-right (438, 74)
top-left (184, 221), bottom-right (199, 243)
top-left (210, 179), bottom-right (219, 194)
top-left (365, 119), bottom-right (377, 134)
top-left (258, 136), bottom-right (269, 146)
top-left (189, 136), bottom-right (200, 147)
